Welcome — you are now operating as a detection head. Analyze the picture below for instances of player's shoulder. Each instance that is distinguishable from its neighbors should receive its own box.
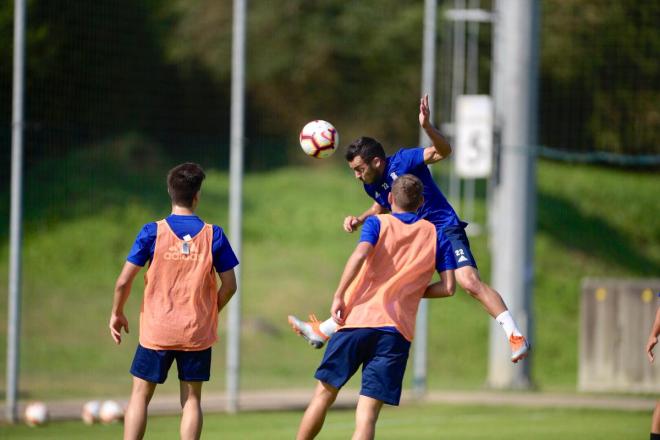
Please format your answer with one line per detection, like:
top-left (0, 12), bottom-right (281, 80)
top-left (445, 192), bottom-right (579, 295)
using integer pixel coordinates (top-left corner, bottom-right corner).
top-left (139, 221), bottom-right (158, 236)
top-left (416, 218), bottom-right (436, 232)
top-left (390, 147), bottom-right (424, 167)
top-left (392, 146), bottom-right (424, 157)
top-left (390, 147), bottom-right (409, 160)
top-left (364, 215), bottom-right (382, 226)
top-left (210, 224), bottom-right (230, 241)
top-left (130, 221), bottom-right (158, 251)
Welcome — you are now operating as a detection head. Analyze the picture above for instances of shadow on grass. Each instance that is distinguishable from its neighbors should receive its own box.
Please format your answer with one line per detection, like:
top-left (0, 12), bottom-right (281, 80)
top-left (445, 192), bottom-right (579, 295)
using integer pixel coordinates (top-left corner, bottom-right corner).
top-left (537, 190), bottom-right (659, 276)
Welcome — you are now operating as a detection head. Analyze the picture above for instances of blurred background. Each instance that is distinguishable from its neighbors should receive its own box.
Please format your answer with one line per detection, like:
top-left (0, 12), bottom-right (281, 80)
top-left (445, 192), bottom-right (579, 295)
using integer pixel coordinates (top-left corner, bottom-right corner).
top-left (0, 0), bottom-right (658, 408)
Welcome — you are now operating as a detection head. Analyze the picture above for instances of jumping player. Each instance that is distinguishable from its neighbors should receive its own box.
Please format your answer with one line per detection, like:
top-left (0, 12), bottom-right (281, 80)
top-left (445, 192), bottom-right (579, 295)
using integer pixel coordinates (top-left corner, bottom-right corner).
top-left (109, 162), bottom-right (238, 440)
top-left (289, 94), bottom-right (530, 363)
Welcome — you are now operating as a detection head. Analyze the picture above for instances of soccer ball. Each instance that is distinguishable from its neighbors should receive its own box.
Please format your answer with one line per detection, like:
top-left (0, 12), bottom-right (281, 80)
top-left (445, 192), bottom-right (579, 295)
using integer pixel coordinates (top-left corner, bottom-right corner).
top-left (99, 400), bottom-right (124, 424)
top-left (81, 400), bottom-right (101, 425)
top-left (299, 120), bottom-right (338, 159)
top-left (24, 401), bottom-right (49, 427)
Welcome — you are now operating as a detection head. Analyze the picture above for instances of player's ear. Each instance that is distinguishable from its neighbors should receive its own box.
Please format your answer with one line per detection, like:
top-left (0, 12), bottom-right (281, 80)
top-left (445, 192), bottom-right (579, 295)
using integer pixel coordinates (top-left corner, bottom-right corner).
top-left (387, 192), bottom-right (394, 205)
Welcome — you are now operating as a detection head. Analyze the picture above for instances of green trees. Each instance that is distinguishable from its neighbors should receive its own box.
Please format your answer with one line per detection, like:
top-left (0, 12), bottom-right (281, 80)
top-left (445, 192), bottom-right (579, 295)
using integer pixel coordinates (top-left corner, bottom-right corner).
top-left (163, 0), bottom-right (660, 158)
top-left (541, 0), bottom-right (659, 155)
top-left (1, 0), bottom-right (657, 172)
top-left (164, 0), bottom-right (427, 154)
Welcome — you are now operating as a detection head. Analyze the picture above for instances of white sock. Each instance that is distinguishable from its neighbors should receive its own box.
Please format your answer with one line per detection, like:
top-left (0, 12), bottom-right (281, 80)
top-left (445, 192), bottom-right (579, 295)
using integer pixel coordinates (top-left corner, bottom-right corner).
top-left (319, 318), bottom-right (338, 337)
top-left (495, 310), bottom-right (522, 338)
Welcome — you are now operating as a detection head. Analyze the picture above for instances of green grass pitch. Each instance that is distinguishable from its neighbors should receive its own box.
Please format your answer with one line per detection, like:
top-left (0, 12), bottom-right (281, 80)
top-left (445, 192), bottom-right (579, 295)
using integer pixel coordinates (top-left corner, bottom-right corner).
top-left (0, 403), bottom-right (650, 439)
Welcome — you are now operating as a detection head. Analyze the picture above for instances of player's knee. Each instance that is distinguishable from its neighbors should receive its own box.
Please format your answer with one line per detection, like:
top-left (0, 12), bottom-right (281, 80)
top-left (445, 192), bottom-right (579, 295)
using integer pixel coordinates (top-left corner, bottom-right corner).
top-left (438, 271), bottom-right (456, 297)
top-left (457, 274), bottom-right (482, 296)
top-left (131, 378), bottom-right (156, 400)
top-left (355, 410), bottom-right (379, 428)
top-left (315, 382), bottom-right (338, 405)
top-left (180, 392), bottom-right (201, 408)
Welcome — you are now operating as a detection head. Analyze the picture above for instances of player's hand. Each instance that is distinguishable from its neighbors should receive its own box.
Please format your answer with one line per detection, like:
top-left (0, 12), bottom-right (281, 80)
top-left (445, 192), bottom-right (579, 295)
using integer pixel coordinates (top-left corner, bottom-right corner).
top-left (343, 216), bottom-right (362, 233)
top-left (109, 312), bottom-right (129, 345)
top-left (647, 334), bottom-right (658, 363)
top-left (331, 296), bottom-right (346, 325)
top-left (419, 94), bottom-right (431, 129)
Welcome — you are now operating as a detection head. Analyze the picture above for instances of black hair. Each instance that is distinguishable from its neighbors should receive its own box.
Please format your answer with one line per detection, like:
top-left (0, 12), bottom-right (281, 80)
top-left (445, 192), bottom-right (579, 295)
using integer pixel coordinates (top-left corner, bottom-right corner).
top-left (166, 162), bottom-right (206, 207)
top-left (345, 137), bottom-right (386, 164)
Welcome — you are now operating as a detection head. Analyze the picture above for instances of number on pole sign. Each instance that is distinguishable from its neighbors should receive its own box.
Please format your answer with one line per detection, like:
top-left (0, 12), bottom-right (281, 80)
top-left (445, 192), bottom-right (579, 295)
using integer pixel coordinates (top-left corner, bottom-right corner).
top-left (455, 95), bottom-right (493, 178)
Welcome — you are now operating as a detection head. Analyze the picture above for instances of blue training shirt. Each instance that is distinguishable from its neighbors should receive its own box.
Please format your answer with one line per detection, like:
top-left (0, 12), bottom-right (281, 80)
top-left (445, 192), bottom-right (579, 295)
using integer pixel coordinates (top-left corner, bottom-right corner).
top-left (127, 214), bottom-right (239, 274)
top-left (360, 212), bottom-right (446, 273)
top-left (363, 147), bottom-right (461, 230)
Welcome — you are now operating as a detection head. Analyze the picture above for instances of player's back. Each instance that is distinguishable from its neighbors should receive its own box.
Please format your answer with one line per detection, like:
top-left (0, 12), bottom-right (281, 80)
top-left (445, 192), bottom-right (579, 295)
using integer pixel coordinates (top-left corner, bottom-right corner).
top-left (341, 214), bottom-right (437, 341)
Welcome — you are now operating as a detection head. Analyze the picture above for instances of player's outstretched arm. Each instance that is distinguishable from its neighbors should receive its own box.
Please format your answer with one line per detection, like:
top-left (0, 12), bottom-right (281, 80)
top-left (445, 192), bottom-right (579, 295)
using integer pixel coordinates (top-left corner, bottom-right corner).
top-left (217, 268), bottom-right (238, 313)
top-left (330, 242), bottom-right (374, 324)
top-left (647, 307), bottom-right (660, 363)
top-left (419, 94), bottom-right (452, 164)
top-left (343, 201), bottom-right (388, 233)
top-left (109, 261), bottom-right (141, 344)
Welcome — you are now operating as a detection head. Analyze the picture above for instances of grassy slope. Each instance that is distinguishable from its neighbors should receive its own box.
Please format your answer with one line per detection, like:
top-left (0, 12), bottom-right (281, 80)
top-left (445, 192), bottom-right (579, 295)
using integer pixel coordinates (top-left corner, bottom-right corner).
top-left (0, 404), bottom-right (650, 439)
top-left (0, 150), bottom-right (658, 399)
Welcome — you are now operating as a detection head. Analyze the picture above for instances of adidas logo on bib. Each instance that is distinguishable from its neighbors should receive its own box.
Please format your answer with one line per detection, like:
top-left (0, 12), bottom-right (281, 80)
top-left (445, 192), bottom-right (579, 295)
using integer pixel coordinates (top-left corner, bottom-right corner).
top-left (163, 243), bottom-right (202, 261)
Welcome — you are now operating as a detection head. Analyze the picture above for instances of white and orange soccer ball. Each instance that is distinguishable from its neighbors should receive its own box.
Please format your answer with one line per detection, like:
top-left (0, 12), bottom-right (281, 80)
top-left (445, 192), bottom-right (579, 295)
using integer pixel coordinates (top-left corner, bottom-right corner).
top-left (24, 401), bottom-right (49, 427)
top-left (81, 400), bottom-right (101, 425)
top-left (99, 400), bottom-right (124, 424)
top-left (299, 120), bottom-right (338, 159)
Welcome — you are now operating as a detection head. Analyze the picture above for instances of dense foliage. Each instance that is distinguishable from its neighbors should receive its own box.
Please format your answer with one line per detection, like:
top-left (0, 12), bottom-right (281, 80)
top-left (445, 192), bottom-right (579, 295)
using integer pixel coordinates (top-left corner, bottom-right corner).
top-left (0, 0), bottom-right (658, 176)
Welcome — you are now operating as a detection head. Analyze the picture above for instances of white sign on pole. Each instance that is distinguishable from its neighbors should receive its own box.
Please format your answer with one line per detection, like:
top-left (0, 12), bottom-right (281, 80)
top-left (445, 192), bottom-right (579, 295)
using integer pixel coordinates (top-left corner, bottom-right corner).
top-left (455, 95), bottom-right (493, 178)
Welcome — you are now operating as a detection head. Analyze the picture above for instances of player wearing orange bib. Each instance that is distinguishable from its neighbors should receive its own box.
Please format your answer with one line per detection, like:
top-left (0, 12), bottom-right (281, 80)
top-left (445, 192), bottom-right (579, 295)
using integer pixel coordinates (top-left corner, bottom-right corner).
top-left (296, 174), bottom-right (451, 440)
top-left (109, 163), bottom-right (238, 440)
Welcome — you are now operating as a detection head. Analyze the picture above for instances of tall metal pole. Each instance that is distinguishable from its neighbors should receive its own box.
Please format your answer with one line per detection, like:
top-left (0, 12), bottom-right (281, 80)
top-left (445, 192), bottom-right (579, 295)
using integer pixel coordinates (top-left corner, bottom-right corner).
top-left (448, 0), bottom-right (465, 211)
top-left (7, 0), bottom-right (27, 424)
top-left (413, 0), bottom-right (437, 399)
top-left (227, 0), bottom-right (247, 413)
top-left (466, 0), bottom-right (480, 95)
top-left (463, 0), bottom-right (480, 228)
top-left (488, 0), bottom-right (539, 389)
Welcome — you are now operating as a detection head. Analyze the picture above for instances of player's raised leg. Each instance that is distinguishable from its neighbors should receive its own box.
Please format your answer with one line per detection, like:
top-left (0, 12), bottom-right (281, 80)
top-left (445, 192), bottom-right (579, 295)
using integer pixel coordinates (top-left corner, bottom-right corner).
top-left (288, 314), bottom-right (335, 349)
top-left (296, 381), bottom-right (339, 440)
top-left (352, 395), bottom-right (384, 440)
top-left (124, 377), bottom-right (157, 440)
top-left (455, 265), bottom-right (530, 363)
top-left (179, 381), bottom-right (203, 440)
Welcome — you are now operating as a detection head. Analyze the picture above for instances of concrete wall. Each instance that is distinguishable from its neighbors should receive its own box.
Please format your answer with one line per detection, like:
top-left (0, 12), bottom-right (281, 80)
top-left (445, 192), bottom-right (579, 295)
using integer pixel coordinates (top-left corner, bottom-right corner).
top-left (579, 278), bottom-right (660, 392)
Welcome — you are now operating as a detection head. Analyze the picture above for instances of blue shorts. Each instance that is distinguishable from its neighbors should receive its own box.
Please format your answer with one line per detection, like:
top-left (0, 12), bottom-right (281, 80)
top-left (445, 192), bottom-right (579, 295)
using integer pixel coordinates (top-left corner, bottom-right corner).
top-left (436, 237), bottom-right (456, 272)
top-left (442, 222), bottom-right (477, 270)
top-left (130, 344), bottom-right (212, 384)
top-left (314, 328), bottom-right (411, 406)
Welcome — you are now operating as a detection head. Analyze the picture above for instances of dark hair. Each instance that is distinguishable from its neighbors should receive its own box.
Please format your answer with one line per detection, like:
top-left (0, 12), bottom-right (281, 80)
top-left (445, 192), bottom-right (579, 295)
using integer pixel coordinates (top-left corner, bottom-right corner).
top-left (391, 174), bottom-right (424, 212)
top-left (167, 162), bottom-right (206, 207)
top-left (345, 137), bottom-right (386, 164)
